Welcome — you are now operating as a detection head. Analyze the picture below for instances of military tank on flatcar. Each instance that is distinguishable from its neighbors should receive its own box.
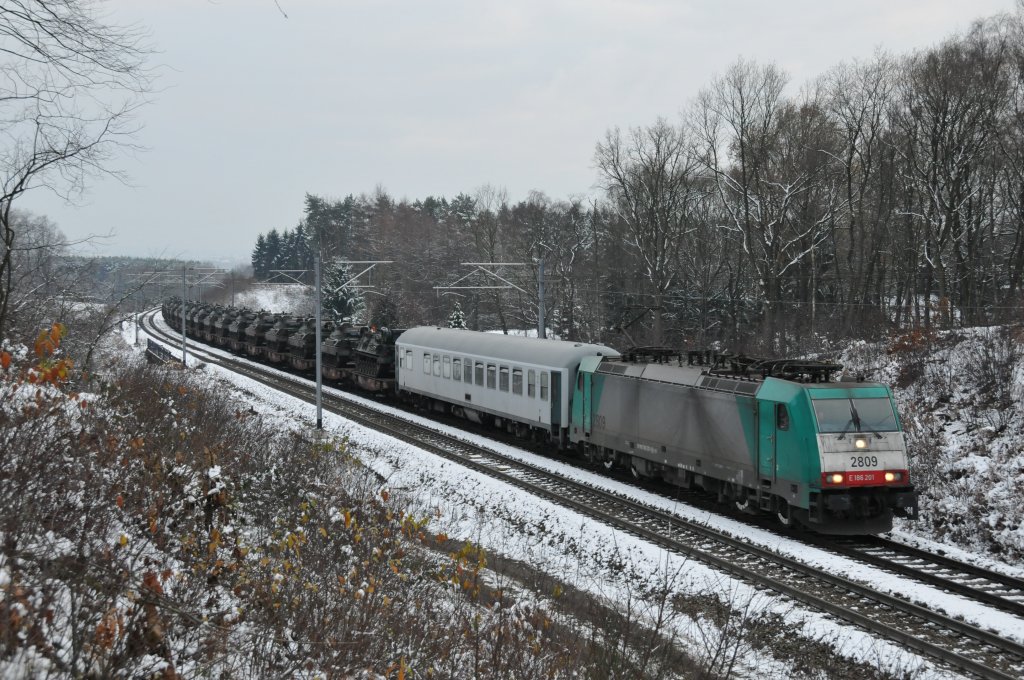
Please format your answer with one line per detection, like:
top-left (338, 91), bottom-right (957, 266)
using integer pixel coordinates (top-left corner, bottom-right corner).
top-left (200, 306), bottom-right (221, 343)
top-left (288, 318), bottom-right (332, 372)
top-left (161, 299), bottom-right (175, 324)
top-left (244, 312), bottom-right (276, 358)
top-left (227, 310), bottom-right (257, 353)
top-left (212, 308), bottom-right (238, 346)
top-left (352, 326), bottom-right (405, 392)
top-left (264, 316), bottom-right (302, 364)
top-left (189, 304), bottom-right (212, 337)
top-left (321, 323), bottom-right (363, 382)
top-left (570, 351), bottom-right (918, 534)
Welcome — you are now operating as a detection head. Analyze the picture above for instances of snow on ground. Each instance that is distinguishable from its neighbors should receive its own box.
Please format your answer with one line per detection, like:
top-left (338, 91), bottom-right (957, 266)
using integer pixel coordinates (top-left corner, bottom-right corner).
top-left (135, 314), bottom-right (1024, 679)
top-left (232, 284), bottom-right (312, 314)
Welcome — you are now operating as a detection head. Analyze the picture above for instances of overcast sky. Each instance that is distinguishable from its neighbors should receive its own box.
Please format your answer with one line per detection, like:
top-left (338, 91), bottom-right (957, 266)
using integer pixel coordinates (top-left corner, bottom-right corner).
top-left (22, 0), bottom-right (1015, 263)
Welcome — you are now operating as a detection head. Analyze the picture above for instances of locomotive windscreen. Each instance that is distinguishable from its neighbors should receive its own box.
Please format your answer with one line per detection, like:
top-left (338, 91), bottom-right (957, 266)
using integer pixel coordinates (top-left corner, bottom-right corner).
top-left (811, 397), bottom-right (899, 433)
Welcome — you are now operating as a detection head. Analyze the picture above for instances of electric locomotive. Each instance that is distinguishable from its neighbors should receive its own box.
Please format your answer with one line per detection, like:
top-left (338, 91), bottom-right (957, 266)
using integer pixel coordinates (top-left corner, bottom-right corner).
top-left (570, 352), bottom-right (918, 534)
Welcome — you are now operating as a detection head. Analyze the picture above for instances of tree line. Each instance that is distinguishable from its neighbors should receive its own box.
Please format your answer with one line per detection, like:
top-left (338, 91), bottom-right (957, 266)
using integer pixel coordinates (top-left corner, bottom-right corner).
top-left (247, 12), bottom-right (1024, 353)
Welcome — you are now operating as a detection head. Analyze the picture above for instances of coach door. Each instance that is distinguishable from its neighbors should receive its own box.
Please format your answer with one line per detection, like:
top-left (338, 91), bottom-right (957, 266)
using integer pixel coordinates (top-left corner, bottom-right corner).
top-left (550, 373), bottom-right (562, 426)
top-left (757, 401), bottom-right (777, 481)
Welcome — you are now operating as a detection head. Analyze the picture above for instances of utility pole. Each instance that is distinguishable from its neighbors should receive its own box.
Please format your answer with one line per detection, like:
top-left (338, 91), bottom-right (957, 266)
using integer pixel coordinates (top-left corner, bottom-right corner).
top-left (137, 266), bottom-right (224, 366)
top-left (537, 257), bottom-right (546, 339)
top-left (261, 258), bottom-right (393, 432)
top-left (181, 266), bottom-right (188, 364)
top-left (314, 248), bottom-right (323, 430)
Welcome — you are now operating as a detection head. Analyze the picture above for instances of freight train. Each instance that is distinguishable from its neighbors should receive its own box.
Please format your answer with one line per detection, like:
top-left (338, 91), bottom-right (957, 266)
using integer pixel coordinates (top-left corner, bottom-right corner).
top-left (161, 298), bottom-right (918, 534)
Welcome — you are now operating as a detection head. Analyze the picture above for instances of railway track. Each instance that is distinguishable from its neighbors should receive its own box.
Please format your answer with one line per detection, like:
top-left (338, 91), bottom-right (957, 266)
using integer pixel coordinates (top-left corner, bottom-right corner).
top-left (809, 535), bottom-right (1024, 619)
top-left (140, 311), bottom-right (1024, 680)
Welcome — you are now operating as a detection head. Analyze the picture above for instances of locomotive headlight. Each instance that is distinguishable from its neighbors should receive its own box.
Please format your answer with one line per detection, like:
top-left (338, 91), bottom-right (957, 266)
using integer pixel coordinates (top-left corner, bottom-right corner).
top-left (854, 437), bottom-right (868, 449)
top-left (830, 473), bottom-right (844, 484)
top-left (885, 471), bottom-right (903, 483)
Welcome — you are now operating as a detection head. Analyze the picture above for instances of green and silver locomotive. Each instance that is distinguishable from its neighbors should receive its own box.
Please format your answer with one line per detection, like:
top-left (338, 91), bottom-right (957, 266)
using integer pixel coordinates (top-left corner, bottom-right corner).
top-left (570, 353), bottom-right (918, 534)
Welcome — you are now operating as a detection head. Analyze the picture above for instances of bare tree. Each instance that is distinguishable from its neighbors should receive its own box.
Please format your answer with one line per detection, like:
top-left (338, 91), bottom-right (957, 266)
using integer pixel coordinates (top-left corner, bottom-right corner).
top-left (595, 118), bottom-right (701, 344)
top-left (823, 53), bottom-right (898, 331)
top-left (891, 27), bottom-right (1009, 327)
top-left (695, 59), bottom-right (843, 346)
top-left (0, 0), bottom-right (152, 340)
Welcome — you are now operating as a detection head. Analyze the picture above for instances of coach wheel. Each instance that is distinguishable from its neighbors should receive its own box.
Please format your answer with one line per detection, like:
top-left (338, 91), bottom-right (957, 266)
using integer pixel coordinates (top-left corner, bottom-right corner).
top-left (776, 499), bottom-right (794, 528)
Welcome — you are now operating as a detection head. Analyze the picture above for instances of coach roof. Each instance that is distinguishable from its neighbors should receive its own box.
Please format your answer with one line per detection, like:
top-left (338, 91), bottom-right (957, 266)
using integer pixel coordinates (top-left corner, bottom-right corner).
top-left (398, 326), bottom-right (620, 369)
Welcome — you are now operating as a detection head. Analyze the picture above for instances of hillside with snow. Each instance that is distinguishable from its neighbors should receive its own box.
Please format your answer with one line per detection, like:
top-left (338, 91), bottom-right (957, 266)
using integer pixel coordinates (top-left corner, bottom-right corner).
top-left (840, 326), bottom-right (1024, 561)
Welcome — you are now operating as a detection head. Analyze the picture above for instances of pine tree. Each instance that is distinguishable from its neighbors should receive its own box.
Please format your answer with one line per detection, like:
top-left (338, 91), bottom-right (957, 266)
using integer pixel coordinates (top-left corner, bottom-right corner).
top-left (373, 287), bottom-right (400, 329)
top-left (323, 261), bottom-right (365, 322)
top-left (251, 234), bottom-right (269, 279)
top-left (292, 222), bottom-right (313, 271)
top-left (447, 301), bottom-right (467, 329)
top-left (265, 229), bottom-right (283, 273)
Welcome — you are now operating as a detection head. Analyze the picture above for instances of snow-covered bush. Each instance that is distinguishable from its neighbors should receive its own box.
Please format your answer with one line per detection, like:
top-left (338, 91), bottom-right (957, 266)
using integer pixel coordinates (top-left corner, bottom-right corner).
top-left (843, 326), bottom-right (1024, 560)
top-left (0, 330), bottom-right (608, 678)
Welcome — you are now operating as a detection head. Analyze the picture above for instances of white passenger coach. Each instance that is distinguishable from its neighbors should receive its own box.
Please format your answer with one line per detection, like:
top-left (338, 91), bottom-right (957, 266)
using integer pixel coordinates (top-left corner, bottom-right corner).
top-left (396, 327), bottom-right (619, 446)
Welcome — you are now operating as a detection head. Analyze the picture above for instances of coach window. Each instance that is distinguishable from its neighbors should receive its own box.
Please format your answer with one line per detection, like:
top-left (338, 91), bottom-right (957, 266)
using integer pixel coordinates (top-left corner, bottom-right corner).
top-left (512, 368), bottom-right (523, 395)
top-left (453, 359), bottom-right (461, 381)
top-left (475, 362), bottom-right (484, 386)
top-left (499, 366), bottom-right (509, 392)
top-left (486, 364), bottom-right (496, 389)
top-left (443, 355), bottom-right (451, 379)
top-left (527, 370), bottom-right (536, 398)
top-left (423, 353), bottom-right (431, 374)
top-left (540, 372), bottom-right (549, 401)
top-left (405, 350), bottom-right (413, 370)
top-left (433, 354), bottom-right (441, 377)
top-left (465, 358), bottom-right (473, 383)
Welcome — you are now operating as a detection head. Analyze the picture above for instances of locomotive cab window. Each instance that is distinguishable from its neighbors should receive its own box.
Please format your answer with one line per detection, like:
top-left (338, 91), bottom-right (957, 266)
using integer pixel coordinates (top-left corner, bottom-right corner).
top-left (423, 353), bottom-right (431, 374)
top-left (486, 364), bottom-right (496, 389)
top-left (528, 370), bottom-right (536, 398)
top-left (453, 359), bottom-right (461, 381)
top-left (776, 404), bottom-right (790, 431)
top-left (512, 368), bottom-right (523, 395)
top-left (499, 366), bottom-right (509, 392)
top-left (812, 397), bottom-right (899, 433)
top-left (443, 355), bottom-right (451, 379)
top-left (540, 372), bottom-right (549, 401)
top-left (475, 362), bottom-right (484, 386)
